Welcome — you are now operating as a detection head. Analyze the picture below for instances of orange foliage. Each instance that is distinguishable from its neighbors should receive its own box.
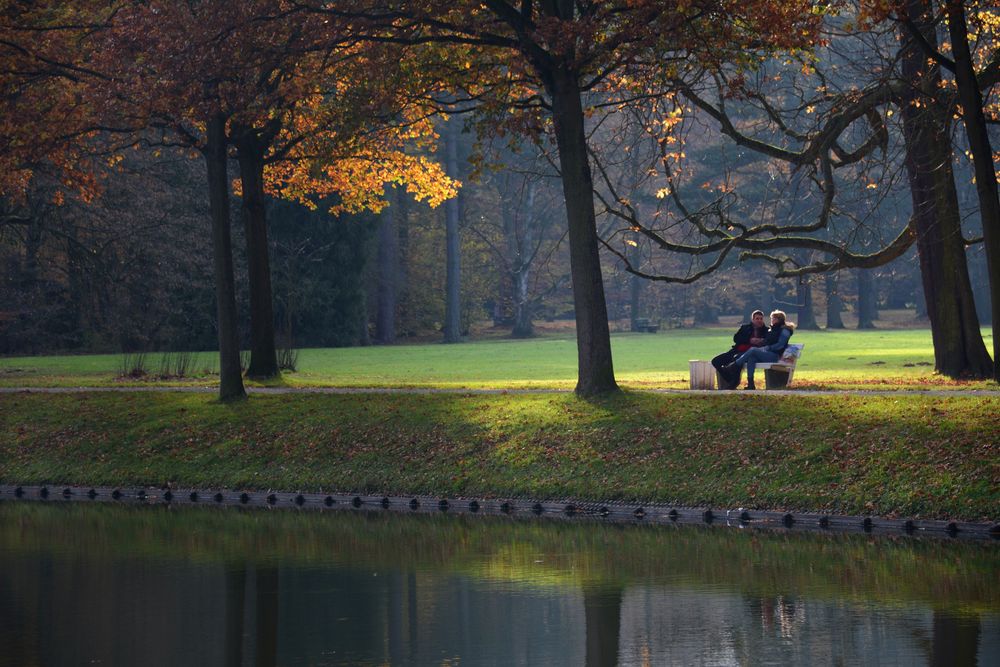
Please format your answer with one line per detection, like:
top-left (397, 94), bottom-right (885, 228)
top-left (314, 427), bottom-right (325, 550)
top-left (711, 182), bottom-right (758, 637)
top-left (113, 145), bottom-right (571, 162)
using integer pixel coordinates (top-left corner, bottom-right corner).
top-left (2, 0), bottom-right (460, 213)
top-left (0, 1), bottom-right (113, 202)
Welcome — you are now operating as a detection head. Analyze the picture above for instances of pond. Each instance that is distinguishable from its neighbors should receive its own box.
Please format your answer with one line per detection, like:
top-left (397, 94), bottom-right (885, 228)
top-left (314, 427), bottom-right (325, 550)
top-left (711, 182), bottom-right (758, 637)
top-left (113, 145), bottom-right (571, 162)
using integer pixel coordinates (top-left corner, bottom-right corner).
top-left (0, 502), bottom-right (997, 666)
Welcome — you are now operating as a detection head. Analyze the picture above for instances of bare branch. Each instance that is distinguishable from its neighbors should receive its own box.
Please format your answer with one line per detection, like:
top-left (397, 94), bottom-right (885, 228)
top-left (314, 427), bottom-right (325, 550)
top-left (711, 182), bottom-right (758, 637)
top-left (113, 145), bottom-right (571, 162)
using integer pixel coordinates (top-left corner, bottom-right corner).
top-left (742, 222), bottom-right (916, 277)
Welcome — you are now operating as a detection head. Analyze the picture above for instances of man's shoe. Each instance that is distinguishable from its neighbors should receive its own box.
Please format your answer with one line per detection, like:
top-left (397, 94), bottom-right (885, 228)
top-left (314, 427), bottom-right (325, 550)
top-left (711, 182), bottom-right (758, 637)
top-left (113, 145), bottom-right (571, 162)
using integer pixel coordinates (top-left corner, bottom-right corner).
top-left (743, 382), bottom-right (756, 390)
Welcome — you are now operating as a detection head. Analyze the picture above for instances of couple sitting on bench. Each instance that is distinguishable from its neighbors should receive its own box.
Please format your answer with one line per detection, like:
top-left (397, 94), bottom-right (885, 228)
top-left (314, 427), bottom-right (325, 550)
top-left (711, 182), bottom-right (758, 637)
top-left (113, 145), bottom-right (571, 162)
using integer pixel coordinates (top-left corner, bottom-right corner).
top-left (712, 310), bottom-right (796, 390)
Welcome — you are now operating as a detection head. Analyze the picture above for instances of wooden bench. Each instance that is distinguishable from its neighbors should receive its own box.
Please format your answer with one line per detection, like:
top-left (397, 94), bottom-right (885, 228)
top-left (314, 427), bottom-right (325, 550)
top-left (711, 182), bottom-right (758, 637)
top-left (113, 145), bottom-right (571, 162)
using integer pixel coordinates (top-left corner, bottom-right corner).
top-left (633, 317), bottom-right (660, 333)
top-left (756, 343), bottom-right (805, 389)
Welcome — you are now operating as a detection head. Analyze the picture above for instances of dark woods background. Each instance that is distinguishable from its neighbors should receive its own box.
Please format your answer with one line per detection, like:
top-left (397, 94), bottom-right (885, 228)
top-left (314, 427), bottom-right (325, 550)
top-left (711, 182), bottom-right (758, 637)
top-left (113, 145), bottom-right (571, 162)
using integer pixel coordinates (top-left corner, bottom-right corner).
top-left (0, 133), bottom-right (993, 357)
top-left (0, 150), bottom-right (374, 355)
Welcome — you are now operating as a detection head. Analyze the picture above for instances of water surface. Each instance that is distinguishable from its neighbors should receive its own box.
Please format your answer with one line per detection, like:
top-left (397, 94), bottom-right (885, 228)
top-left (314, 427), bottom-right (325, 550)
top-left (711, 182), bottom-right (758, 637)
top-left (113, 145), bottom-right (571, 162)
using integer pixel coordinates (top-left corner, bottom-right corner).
top-left (1, 502), bottom-right (997, 666)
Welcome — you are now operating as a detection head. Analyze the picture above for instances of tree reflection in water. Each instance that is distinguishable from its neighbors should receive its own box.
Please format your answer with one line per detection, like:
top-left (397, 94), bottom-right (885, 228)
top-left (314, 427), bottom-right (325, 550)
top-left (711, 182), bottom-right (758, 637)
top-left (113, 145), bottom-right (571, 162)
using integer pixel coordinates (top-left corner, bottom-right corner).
top-left (0, 503), bottom-right (995, 666)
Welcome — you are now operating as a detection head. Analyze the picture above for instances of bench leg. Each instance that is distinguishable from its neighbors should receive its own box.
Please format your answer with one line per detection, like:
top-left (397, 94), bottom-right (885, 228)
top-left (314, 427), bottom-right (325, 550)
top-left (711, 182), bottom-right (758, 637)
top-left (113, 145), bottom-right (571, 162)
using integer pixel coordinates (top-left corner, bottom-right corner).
top-left (764, 368), bottom-right (791, 390)
top-left (716, 368), bottom-right (741, 390)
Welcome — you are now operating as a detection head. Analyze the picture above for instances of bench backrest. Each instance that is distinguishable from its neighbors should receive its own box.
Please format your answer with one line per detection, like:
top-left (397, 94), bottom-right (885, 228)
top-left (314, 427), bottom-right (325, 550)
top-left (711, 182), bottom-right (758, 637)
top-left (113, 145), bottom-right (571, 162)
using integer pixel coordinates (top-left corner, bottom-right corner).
top-left (778, 343), bottom-right (804, 366)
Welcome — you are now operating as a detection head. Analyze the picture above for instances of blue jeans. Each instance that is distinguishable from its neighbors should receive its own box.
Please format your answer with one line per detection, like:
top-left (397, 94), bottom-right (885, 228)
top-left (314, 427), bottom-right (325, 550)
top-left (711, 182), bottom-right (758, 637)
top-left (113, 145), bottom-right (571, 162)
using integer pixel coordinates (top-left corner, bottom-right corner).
top-left (733, 347), bottom-right (780, 385)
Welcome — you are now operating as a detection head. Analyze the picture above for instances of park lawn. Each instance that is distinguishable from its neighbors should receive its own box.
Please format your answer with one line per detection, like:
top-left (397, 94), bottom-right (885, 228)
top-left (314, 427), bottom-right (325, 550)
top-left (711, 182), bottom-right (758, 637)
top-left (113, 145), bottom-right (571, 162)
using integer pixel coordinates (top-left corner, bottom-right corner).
top-left (0, 327), bottom-right (996, 390)
top-left (1, 390), bottom-right (997, 521)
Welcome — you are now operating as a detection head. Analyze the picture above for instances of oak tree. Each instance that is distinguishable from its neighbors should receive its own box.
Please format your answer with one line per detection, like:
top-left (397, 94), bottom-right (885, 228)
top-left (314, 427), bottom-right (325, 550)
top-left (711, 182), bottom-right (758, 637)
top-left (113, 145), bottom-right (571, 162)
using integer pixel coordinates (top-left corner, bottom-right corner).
top-left (304, 0), bottom-right (823, 394)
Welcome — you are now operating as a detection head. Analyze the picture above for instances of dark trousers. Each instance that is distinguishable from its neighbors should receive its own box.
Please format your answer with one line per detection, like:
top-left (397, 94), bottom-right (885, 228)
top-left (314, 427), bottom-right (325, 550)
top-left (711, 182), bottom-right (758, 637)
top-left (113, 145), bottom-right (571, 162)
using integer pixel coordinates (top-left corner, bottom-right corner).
top-left (711, 349), bottom-right (742, 389)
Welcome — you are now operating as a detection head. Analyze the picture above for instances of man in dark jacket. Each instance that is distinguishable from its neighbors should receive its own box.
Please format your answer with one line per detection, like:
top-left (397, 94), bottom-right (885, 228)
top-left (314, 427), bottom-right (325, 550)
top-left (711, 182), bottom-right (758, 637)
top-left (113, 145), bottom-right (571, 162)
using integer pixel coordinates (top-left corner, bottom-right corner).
top-left (712, 310), bottom-right (767, 389)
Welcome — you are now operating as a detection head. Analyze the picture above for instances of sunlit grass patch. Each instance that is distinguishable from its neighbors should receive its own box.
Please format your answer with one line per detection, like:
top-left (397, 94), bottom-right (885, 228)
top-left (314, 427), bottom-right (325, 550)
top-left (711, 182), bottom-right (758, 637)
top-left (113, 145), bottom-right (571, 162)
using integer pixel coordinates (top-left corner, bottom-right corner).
top-left (0, 326), bottom-right (994, 390)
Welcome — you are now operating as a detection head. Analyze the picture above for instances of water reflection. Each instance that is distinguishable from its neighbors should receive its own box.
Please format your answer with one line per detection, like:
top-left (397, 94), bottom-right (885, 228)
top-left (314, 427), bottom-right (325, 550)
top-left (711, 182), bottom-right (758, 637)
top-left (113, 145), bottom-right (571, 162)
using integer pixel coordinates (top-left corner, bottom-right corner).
top-left (0, 503), bottom-right (996, 666)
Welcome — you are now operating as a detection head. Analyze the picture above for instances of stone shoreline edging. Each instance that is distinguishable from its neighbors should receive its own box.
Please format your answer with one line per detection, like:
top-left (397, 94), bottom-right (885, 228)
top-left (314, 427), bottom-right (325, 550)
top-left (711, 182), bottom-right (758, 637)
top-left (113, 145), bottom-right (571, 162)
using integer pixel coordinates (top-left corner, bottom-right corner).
top-left (2, 484), bottom-right (996, 541)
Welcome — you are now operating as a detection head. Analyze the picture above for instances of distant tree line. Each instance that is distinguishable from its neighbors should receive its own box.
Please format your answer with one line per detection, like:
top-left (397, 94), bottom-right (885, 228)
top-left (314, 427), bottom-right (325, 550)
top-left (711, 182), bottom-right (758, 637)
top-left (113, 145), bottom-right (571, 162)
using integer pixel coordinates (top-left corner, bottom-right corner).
top-left (4, 136), bottom-right (966, 358)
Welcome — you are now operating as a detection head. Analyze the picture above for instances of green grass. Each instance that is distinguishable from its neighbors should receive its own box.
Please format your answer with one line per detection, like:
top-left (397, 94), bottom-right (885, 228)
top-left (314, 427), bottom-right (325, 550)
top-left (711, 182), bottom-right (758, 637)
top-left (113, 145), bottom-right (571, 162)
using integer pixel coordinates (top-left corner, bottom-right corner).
top-left (3, 327), bottom-right (996, 520)
top-left (0, 326), bottom-right (995, 390)
top-left (2, 390), bottom-right (997, 520)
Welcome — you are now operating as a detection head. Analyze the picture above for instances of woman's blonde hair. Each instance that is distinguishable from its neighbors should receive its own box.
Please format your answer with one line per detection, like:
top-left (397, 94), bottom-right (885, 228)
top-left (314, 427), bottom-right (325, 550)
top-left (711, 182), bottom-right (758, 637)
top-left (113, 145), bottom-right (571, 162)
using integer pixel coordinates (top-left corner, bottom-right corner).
top-left (770, 310), bottom-right (797, 330)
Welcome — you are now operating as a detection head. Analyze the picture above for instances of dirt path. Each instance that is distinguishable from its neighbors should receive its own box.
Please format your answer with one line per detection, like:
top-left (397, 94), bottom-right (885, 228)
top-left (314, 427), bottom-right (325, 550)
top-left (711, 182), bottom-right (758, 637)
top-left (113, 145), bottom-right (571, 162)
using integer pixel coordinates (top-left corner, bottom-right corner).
top-left (2, 386), bottom-right (999, 397)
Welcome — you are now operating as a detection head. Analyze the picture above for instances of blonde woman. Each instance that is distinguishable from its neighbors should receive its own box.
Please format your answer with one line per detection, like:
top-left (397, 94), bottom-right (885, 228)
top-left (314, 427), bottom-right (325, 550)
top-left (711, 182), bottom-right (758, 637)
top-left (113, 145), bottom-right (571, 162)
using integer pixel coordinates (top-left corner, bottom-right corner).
top-left (723, 310), bottom-right (796, 390)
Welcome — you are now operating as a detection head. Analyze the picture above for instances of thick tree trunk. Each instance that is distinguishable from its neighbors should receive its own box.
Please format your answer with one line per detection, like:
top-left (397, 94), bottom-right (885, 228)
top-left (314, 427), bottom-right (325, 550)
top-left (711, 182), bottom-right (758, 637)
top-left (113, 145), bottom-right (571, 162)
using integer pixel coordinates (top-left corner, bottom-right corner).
top-left (235, 135), bottom-right (279, 379)
top-left (203, 114), bottom-right (246, 402)
top-left (375, 188), bottom-right (398, 345)
top-left (795, 276), bottom-right (818, 329)
top-left (550, 71), bottom-right (618, 395)
top-left (898, 2), bottom-right (992, 378)
top-left (856, 269), bottom-right (877, 329)
top-left (825, 272), bottom-right (845, 329)
top-left (443, 118), bottom-right (462, 343)
top-left (946, 0), bottom-right (999, 381)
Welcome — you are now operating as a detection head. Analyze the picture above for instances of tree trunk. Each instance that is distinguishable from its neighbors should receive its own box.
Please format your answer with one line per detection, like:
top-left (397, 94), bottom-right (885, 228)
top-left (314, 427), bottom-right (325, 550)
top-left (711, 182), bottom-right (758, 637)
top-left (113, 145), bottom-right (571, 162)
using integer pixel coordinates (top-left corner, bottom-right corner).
top-left (21, 211), bottom-right (42, 289)
top-left (255, 566), bottom-right (279, 667)
top-left (395, 186), bottom-right (410, 333)
top-left (224, 565), bottom-right (246, 667)
top-left (235, 134), bottom-right (279, 379)
top-left (968, 246), bottom-right (992, 325)
top-left (825, 272), bottom-right (845, 329)
top-left (375, 187), bottom-right (398, 345)
top-left (64, 221), bottom-right (86, 350)
top-left (946, 0), bottom-right (999, 381)
top-left (627, 234), bottom-right (646, 331)
top-left (759, 283), bottom-right (776, 318)
top-left (511, 269), bottom-right (533, 338)
top-left (898, 1), bottom-right (992, 377)
top-left (930, 611), bottom-right (980, 667)
top-left (628, 272), bottom-right (643, 331)
top-left (203, 114), bottom-right (246, 402)
top-left (550, 70), bottom-right (618, 395)
top-left (443, 118), bottom-right (462, 343)
top-left (796, 275), bottom-right (819, 329)
top-left (856, 268), bottom-right (877, 329)
top-left (357, 284), bottom-right (371, 346)
top-left (509, 180), bottom-right (536, 338)
top-left (693, 299), bottom-right (718, 326)
top-left (583, 584), bottom-right (622, 667)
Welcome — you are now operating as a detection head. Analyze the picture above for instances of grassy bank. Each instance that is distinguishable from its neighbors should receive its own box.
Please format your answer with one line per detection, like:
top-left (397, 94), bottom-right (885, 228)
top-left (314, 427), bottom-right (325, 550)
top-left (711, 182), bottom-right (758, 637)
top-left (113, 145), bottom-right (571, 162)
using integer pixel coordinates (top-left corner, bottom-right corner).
top-left (1, 327), bottom-right (996, 390)
top-left (2, 391), bottom-right (996, 520)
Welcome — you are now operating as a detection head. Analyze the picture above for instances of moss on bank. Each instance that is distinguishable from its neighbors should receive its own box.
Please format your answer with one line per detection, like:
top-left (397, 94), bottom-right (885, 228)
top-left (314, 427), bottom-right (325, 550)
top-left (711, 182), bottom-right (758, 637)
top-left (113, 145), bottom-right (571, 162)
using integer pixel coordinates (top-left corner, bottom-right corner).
top-left (1, 391), bottom-right (997, 520)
